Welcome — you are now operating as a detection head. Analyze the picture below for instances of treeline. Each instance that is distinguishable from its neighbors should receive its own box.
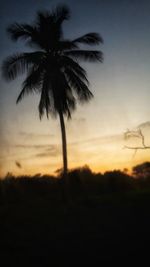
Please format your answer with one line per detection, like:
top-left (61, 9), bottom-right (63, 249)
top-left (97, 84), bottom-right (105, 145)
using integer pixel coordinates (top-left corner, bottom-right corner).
top-left (0, 162), bottom-right (150, 203)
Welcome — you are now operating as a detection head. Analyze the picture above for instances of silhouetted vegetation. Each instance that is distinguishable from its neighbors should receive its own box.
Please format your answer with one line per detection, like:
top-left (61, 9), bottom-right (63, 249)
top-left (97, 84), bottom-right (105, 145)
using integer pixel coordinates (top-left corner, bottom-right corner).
top-left (1, 162), bottom-right (150, 204)
top-left (132, 161), bottom-right (150, 178)
top-left (0, 162), bottom-right (150, 265)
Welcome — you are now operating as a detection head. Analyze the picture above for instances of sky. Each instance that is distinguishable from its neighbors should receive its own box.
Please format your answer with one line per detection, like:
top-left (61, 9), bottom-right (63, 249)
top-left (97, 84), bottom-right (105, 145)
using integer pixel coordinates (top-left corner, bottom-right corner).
top-left (0, 0), bottom-right (150, 177)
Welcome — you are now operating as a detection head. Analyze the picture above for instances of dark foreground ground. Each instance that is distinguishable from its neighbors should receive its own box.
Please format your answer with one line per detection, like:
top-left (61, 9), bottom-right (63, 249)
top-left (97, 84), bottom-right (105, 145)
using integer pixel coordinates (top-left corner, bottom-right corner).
top-left (0, 190), bottom-right (150, 266)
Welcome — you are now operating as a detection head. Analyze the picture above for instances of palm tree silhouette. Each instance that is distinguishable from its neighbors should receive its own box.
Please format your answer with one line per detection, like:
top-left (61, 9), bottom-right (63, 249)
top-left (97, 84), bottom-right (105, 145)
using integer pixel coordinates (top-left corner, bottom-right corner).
top-left (2, 5), bottom-right (103, 186)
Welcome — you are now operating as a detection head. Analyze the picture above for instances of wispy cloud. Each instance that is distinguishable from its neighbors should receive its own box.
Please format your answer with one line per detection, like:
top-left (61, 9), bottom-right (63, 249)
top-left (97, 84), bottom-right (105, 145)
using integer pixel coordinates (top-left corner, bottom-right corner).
top-left (0, 132), bottom-right (123, 165)
top-left (14, 144), bottom-right (60, 159)
top-left (35, 146), bottom-right (60, 158)
top-left (15, 144), bottom-right (50, 149)
top-left (19, 131), bottom-right (54, 139)
top-left (68, 133), bottom-right (123, 147)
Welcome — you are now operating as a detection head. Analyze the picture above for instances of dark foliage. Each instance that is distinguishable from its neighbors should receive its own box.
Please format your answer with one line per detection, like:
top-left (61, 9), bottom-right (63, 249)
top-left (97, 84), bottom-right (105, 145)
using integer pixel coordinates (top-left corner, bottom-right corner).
top-left (0, 163), bottom-right (150, 265)
top-left (132, 161), bottom-right (150, 178)
top-left (1, 162), bottom-right (150, 204)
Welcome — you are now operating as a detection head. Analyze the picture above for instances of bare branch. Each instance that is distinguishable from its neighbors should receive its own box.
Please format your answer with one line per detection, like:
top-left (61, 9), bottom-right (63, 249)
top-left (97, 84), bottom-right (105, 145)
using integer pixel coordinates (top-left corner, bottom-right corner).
top-left (124, 128), bottom-right (150, 157)
top-left (124, 146), bottom-right (150, 150)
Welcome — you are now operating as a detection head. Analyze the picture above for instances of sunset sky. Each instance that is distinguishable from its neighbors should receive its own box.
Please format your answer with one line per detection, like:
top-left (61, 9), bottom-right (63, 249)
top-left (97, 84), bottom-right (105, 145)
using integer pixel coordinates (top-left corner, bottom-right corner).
top-left (0, 0), bottom-right (150, 177)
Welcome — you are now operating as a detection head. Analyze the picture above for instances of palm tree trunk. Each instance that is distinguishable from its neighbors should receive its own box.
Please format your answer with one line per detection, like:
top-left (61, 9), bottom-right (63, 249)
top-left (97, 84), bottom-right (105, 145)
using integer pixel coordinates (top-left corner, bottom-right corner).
top-left (59, 110), bottom-right (71, 203)
top-left (59, 110), bottom-right (68, 177)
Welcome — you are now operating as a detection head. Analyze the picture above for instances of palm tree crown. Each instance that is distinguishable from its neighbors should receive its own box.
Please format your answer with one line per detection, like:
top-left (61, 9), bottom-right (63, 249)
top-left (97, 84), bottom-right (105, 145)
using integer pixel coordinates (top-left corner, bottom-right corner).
top-left (2, 5), bottom-right (103, 119)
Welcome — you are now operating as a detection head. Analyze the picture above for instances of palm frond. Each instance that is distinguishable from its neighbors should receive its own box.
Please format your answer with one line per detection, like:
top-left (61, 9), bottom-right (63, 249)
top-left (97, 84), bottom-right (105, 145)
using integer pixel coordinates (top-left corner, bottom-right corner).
top-left (2, 52), bottom-right (45, 81)
top-left (38, 80), bottom-right (51, 119)
top-left (7, 23), bottom-right (37, 41)
top-left (49, 71), bottom-right (76, 119)
top-left (56, 40), bottom-right (78, 51)
top-left (36, 10), bottom-right (54, 28)
top-left (73, 33), bottom-right (103, 45)
top-left (36, 10), bottom-right (64, 49)
top-left (54, 4), bottom-right (70, 23)
top-left (64, 93), bottom-right (76, 119)
top-left (64, 50), bottom-right (103, 62)
top-left (61, 56), bottom-right (89, 85)
top-left (16, 66), bottom-right (43, 103)
top-left (64, 67), bottom-right (93, 102)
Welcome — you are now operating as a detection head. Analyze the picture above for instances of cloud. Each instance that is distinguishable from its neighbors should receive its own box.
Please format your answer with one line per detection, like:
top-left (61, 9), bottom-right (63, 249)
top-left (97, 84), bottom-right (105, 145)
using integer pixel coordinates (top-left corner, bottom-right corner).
top-left (35, 146), bottom-right (60, 158)
top-left (15, 144), bottom-right (50, 149)
top-left (19, 131), bottom-right (54, 139)
top-left (0, 130), bottom-right (124, 165)
top-left (69, 133), bottom-right (123, 147)
top-left (9, 132), bottom-right (122, 151)
top-left (13, 143), bottom-right (60, 158)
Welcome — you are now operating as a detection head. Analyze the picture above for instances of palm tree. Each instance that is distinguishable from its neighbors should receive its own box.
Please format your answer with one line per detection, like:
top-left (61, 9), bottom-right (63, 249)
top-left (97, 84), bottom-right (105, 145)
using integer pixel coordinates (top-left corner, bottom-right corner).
top-left (2, 5), bottom-right (103, 186)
